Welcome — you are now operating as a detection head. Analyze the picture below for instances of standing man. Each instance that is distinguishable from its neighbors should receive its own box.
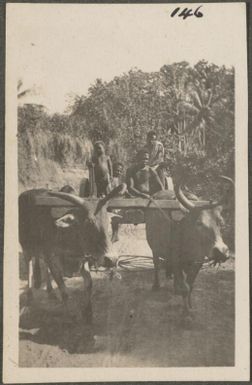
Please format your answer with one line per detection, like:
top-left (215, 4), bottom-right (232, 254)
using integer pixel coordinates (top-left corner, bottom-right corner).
top-left (144, 131), bottom-right (164, 168)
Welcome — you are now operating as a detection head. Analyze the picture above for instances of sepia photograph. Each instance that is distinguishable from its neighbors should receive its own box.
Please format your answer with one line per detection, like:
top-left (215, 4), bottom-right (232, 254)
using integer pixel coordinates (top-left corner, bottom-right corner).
top-left (3, 2), bottom-right (249, 382)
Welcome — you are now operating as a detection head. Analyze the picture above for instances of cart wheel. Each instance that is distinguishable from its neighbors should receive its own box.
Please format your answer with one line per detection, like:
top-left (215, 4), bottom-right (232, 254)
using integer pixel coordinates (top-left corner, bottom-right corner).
top-left (79, 177), bottom-right (90, 197)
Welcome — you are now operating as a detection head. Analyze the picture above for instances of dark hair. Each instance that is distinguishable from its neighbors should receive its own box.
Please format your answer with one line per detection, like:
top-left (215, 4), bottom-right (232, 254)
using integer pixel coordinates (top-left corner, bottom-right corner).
top-left (147, 131), bottom-right (157, 139)
top-left (60, 185), bottom-right (76, 194)
top-left (114, 162), bottom-right (124, 169)
top-left (94, 140), bottom-right (105, 148)
top-left (136, 149), bottom-right (149, 160)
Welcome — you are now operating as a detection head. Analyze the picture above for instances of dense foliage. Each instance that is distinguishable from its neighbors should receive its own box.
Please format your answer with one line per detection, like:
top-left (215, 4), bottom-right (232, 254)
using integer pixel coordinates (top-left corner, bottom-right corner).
top-left (18, 60), bottom-right (234, 194)
top-left (70, 61), bottom-right (234, 191)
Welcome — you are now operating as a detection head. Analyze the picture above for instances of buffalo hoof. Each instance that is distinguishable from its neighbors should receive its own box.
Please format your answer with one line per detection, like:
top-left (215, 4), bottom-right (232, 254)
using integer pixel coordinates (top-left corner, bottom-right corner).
top-left (81, 304), bottom-right (93, 325)
top-left (180, 309), bottom-right (195, 329)
top-left (182, 314), bottom-right (194, 329)
top-left (61, 292), bottom-right (69, 305)
top-left (111, 236), bottom-right (119, 243)
top-left (166, 272), bottom-right (173, 280)
top-left (165, 267), bottom-right (173, 279)
top-left (48, 291), bottom-right (58, 301)
top-left (152, 283), bottom-right (160, 291)
top-left (26, 289), bottom-right (33, 306)
top-left (76, 334), bottom-right (95, 354)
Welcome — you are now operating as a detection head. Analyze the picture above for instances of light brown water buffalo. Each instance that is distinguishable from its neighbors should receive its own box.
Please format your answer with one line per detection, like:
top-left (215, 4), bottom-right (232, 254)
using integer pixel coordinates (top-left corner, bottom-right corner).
top-left (145, 176), bottom-right (233, 320)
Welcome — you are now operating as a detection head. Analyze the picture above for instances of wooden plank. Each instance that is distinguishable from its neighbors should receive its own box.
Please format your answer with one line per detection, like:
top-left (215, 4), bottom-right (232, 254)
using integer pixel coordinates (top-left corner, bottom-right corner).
top-left (108, 198), bottom-right (180, 209)
top-left (108, 199), bottom-right (210, 209)
top-left (34, 195), bottom-right (210, 209)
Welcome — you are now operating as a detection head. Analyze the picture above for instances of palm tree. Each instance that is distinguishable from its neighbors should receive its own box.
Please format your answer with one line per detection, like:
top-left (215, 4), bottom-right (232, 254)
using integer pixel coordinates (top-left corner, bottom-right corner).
top-left (17, 79), bottom-right (31, 100)
top-left (175, 77), bottom-right (221, 155)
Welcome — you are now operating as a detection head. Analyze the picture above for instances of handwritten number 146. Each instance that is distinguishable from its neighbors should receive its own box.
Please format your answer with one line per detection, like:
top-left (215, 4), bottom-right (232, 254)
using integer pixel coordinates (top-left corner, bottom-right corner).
top-left (171, 6), bottom-right (203, 19)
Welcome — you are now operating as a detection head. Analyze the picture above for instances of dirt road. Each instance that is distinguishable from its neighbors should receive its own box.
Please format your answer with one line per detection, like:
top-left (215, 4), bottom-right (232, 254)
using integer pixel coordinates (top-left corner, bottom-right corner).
top-left (19, 225), bottom-right (234, 367)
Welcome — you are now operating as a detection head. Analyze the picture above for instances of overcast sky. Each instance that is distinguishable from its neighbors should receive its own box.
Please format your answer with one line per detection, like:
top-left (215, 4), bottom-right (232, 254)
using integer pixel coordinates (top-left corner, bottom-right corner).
top-left (8, 3), bottom-right (244, 113)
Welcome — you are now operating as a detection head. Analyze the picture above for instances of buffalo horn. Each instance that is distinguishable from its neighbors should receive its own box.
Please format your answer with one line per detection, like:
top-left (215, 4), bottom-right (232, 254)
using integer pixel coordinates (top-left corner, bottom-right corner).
top-left (48, 191), bottom-right (90, 212)
top-left (174, 183), bottom-right (196, 211)
top-left (175, 175), bottom-right (234, 211)
top-left (218, 175), bottom-right (234, 186)
top-left (198, 175), bottom-right (234, 209)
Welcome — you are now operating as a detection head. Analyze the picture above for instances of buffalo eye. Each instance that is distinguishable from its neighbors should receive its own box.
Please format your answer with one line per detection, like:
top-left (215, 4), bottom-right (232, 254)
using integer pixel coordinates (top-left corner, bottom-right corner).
top-left (85, 214), bottom-right (96, 225)
top-left (195, 218), bottom-right (210, 233)
top-left (195, 217), bottom-right (203, 227)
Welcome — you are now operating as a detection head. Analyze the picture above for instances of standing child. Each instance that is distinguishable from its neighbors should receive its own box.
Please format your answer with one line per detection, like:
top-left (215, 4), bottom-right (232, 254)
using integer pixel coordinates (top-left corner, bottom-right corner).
top-left (88, 141), bottom-right (113, 197)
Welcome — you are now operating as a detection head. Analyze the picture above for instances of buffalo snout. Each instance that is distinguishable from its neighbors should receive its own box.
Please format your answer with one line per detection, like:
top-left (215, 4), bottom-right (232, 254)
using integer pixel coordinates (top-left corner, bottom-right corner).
top-left (212, 244), bottom-right (230, 264)
top-left (103, 256), bottom-right (116, 268)
top-left (97, 252), bottom-right (118, 268)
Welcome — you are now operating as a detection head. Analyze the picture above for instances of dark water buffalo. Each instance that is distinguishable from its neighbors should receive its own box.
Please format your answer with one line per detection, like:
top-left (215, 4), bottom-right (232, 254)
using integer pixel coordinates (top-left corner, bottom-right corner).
top-left (19, 185), bottom-right (123, 322)
top-left (145, 177), bottom-right (233, 319)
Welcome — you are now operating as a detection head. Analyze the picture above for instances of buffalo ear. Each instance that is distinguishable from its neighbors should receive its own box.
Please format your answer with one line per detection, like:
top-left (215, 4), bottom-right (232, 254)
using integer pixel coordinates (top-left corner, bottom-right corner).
top-left (55, 213), bottom-right (77, 228)
top-left (213, 205), bottom-right (223, 214)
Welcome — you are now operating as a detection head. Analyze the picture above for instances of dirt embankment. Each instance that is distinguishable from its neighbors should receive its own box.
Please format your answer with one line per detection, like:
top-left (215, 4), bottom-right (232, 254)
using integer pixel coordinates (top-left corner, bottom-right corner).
top-left (19, 163), bottom-right (88, 194)
top-left (18, 112), bottom-right (92, 193)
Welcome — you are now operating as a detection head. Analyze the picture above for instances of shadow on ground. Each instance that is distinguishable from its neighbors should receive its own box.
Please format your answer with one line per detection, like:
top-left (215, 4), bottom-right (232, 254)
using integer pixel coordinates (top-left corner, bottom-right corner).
top-left (19, 260), bottom-right (234, 367)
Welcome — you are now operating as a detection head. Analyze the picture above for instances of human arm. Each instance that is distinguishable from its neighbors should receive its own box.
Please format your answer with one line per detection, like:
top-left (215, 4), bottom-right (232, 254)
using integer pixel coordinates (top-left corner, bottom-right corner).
top-left (107, 156), bottom-right (113, 178)
top-left (86, 159), bottom-right (95, 168)
top-left (150, 167), bottom-right (165, 192)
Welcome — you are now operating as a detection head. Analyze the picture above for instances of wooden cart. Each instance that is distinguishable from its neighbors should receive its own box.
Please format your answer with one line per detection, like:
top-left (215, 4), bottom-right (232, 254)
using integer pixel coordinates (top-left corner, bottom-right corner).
top-left (35, 164), bottom-right (208, 216)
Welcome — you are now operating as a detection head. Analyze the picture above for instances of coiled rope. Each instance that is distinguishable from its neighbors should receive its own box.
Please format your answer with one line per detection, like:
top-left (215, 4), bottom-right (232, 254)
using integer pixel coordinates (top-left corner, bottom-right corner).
top-left (116, 255), bottom-right (156, 272)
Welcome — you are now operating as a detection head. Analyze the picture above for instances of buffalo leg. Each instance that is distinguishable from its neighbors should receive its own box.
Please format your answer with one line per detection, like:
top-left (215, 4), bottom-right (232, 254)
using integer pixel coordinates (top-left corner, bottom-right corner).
top-left (46, 255), bottom-right (68, 304)
top-left (184, 263), bottom-right (202, 309)
top-left (24, 252), bottom-right (42, 305)
top-left (80, 260), bottom-right (93, 324)
top-left (27, 257), bottom-right (33, 304)
top-left (152, 252), bottom-right (160, 290)
top-left (23, 250), bottom-right (34, 305)
top-left (45, 267), bottom-right (57, 300)
top-left (173, 265), bottom-right (191, 315)
top-left (111, 218), bottom-right (120, 243)
top-left (165, 260), bottom-right (173, 279)
top-left (182, 293), bottom-right (191, 316)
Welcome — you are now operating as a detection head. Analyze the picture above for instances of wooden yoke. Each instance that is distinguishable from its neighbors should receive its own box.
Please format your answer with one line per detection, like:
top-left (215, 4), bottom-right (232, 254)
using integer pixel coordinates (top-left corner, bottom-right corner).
top-left (34, 195), bottom-right (210, 210)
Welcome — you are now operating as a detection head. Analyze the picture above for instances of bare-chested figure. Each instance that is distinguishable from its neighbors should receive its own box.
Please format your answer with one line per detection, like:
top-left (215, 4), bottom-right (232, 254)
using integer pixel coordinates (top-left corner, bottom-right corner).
top-left (110, 162), bottom-right (124, 189)
top-left (143, 130), bottom-right (164, 168)
top-left (126, 150), bottom-right (164, 198)
top-left (88, 141), bottom-right (113, 197)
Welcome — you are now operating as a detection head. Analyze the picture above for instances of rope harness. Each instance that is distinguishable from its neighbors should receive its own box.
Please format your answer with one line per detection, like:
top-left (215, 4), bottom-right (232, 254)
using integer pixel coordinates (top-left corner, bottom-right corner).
top-left (147, 197), bottom-right (174, 222)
